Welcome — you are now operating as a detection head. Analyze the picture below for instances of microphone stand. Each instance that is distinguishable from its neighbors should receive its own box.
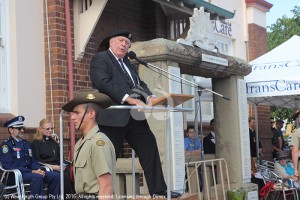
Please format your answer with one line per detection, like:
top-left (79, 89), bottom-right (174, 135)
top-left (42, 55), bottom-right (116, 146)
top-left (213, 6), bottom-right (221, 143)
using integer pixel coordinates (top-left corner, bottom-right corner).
top-left (140, 62), bottom-right (229, 101)
top-left (129, 52), bottom-right (230, 198)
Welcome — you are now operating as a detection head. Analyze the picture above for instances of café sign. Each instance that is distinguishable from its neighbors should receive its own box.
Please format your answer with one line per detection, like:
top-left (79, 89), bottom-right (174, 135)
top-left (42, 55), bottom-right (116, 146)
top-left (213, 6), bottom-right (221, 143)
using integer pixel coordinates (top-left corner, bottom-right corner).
top-left (212, 20), bottom-right (232, 37)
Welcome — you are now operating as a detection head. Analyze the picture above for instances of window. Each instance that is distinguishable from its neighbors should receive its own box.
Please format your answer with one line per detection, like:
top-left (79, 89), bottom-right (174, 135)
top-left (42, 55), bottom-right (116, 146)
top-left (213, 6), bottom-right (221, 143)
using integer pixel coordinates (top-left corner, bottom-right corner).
top-left (169, 19), bottom-right (187, 40)
top-left (215, 38), bottom-right (232, 56)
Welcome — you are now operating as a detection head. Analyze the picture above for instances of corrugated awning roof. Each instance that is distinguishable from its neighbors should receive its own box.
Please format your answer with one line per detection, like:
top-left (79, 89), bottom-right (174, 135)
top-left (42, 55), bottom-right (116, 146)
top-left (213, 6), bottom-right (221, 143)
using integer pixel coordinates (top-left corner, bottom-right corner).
top-left (183, 0), bottom-right (235, 19)
top-left (153, 0), bottom-right (235, 20)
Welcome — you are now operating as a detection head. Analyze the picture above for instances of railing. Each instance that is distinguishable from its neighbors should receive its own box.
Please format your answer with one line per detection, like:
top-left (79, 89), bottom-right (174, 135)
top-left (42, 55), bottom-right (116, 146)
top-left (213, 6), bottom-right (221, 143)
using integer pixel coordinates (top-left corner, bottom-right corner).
top-left (169, 19), bottom-right (189, 40)
top-left (185, 158), bottom-right (230, 200)
top-left (115, 158), bottom-right (144, 198)
top-left (114, 158), bottom-right (230, 199)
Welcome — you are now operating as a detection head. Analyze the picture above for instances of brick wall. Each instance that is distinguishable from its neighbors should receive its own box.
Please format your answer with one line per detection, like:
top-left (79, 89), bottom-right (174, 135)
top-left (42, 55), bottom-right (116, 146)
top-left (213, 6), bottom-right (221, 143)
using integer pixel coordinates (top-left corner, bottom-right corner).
top-left (94, 0), bottom-right (168, 51)
top-left (249, 104), bottom-right (273, 161)
top-left (248, 23), bottom-right (272, 161)
top-left (248, 23), bottom-right (267, 61)
top-left (44, 0), bottom-right (95, 159)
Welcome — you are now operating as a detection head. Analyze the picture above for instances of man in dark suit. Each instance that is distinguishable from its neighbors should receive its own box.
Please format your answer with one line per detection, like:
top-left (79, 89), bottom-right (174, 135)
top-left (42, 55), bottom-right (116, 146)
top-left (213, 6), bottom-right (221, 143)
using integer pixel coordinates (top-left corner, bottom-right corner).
top-left (203, 118), bottom-right (216, 154)
top-left (90, 30), bottom-right (180, 198)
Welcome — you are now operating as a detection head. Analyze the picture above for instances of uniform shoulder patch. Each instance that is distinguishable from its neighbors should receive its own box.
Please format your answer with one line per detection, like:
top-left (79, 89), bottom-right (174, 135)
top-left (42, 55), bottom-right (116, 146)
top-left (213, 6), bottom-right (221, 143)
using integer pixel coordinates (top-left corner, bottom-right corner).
top-left (2, 145), bottom-right (8, 153)
top-left (96, 140), bottom-right (105, 146)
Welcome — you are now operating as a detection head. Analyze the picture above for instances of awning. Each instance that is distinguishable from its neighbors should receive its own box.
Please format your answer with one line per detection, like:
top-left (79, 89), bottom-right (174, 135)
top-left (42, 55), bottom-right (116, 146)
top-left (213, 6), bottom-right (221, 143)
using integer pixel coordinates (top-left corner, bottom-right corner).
top-left (153, 0), bottom-right (235, 20)
top-left (183, 0), bottom-right (235, 19)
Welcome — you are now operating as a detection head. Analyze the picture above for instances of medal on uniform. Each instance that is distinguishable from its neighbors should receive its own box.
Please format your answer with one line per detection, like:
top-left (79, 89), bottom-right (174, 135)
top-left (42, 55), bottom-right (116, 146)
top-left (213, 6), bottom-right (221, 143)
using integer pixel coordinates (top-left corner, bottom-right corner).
top-left (17, 150), bottom-right (20, 159)
top-left (14, 147), bottom-right (21, 159)
top-left (28, 149), bottom-right (32, 157)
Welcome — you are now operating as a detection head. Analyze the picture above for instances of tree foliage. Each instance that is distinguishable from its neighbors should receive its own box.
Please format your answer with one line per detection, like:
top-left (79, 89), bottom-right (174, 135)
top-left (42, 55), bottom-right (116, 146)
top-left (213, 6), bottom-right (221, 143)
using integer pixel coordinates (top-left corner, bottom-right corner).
top-left (267, 6), bottom-right (300, 51)
top-left (270, 107), bottom-right (294, 124)
top-left (267, 6), bottom-right (300, 122)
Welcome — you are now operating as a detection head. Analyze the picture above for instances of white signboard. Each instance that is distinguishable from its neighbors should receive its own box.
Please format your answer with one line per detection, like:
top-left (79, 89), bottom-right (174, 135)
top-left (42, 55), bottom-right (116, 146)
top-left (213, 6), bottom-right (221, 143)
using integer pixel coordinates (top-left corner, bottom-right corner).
top-left (238, 79), bottom-right (251, 182)
top-left (247, 191), bottom-right (258, 200)
top-left (168, 66), bottom-right (185, 192)
top-left (202, 54), bottom-right (228, 66)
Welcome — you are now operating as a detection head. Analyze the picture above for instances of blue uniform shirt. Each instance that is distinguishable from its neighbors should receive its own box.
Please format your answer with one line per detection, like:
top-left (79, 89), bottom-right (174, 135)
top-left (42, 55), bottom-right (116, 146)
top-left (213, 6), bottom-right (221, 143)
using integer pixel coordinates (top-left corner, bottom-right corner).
top-left (0, 136), bottom-right (40, 173)
top-left (184, 137), bottom-right (201, 151)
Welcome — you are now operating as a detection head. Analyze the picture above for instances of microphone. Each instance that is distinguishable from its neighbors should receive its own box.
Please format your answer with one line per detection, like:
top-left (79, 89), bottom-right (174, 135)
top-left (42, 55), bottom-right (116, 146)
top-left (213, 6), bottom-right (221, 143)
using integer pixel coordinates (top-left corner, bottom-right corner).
top-left (128, 51), bottom-right (148, 67)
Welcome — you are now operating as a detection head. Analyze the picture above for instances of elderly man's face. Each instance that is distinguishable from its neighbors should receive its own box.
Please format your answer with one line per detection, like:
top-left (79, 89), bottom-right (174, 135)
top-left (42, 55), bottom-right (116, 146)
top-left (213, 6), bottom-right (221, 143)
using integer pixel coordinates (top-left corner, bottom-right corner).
top-left (109, 36), bottom-right (131, 59)
top-left (9, 127), bottom-right (25, 140)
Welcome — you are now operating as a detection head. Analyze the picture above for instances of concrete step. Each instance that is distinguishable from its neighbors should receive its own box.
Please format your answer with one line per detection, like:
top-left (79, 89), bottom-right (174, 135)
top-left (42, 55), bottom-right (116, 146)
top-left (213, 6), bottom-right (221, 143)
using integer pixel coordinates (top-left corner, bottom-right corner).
top-left (127, 193), bottom-right (198, 200)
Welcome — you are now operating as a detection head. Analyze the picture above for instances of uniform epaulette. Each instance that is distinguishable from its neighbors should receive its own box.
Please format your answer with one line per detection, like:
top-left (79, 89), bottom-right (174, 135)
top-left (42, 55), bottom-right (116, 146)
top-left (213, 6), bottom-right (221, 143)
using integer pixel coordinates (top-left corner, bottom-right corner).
top-left (94, 134), bottom-right (102, 139)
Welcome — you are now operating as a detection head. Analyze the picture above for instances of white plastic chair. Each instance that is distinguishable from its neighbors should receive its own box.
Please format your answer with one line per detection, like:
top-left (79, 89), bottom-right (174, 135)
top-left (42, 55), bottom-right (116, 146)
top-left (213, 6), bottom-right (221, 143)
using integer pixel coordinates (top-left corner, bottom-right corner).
top-left (0, 162), bottom-right (53, 200)
top-left (0, 162), bottom-right (26, 200)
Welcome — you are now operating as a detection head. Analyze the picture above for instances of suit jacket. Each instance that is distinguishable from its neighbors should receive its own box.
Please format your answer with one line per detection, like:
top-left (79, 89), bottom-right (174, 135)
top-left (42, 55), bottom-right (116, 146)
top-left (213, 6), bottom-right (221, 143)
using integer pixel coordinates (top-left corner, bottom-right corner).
top-left (90, 50), bottom-right (152, 127)
top-left (203, 132), bottom-right (215, 154)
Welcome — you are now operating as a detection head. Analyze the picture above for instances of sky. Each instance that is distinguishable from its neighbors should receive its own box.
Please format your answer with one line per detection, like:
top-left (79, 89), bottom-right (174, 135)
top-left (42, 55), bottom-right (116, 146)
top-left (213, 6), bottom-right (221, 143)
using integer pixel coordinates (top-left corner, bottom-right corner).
top-left (266, 0), bottom-right (299, 27)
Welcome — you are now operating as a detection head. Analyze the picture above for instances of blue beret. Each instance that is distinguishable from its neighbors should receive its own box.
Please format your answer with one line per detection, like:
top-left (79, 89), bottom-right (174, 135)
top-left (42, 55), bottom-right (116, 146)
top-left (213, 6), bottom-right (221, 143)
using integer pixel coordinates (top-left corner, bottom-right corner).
top-left (4, 115), bottom-right (25, 128)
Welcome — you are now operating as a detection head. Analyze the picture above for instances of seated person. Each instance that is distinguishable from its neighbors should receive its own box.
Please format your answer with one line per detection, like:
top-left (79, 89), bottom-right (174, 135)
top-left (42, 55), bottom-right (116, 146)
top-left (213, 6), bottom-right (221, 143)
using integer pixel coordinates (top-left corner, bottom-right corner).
top-left (274, 151), bottom-right (299, 188)
top-left (31, 118), bottom-right (75, 198)
top-left (184, 126), bottom-right (201, 156)
top-left (0, 116), bottom-right (60, 200)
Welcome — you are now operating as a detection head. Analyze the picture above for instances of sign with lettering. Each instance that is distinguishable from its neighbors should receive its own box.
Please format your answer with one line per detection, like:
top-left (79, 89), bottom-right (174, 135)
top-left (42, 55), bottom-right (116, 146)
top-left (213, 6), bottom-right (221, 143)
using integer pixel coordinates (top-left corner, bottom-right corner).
top-left (202, 54), bottom-right (228, 66)
top-left (245, 36), bottom-right (300, 108)
top-left (237, 79), bottom-right (252, 182)
top-left (212, 20), bottom-right (232, 37)
top-left (168, 66), bottom-right (185, 193)
top-left (246, 60), bottom-right (300, 97)
top-left (246, 79), bottom-right (300, 97)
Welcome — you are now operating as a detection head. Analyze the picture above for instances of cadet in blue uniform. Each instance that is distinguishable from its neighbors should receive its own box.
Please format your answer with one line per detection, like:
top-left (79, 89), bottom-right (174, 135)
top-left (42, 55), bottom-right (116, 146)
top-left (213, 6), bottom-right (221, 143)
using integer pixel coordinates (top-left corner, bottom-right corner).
top-left (0, 116), bottom-right (60, 200)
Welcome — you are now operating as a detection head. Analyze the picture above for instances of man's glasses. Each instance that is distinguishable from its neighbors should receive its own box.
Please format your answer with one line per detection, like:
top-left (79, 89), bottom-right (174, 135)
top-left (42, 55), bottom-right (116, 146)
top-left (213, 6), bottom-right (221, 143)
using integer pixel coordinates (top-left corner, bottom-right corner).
top-left (43, 127), bottom-right (54, 131)
top-left (13, 127), bottom-right (25, 131)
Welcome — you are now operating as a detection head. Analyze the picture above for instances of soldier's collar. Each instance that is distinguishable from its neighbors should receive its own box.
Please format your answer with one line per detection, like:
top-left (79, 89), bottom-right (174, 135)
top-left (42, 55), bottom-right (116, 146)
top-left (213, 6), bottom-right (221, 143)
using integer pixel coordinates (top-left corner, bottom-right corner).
top-left (85, 125), bottom-right (100, 140)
